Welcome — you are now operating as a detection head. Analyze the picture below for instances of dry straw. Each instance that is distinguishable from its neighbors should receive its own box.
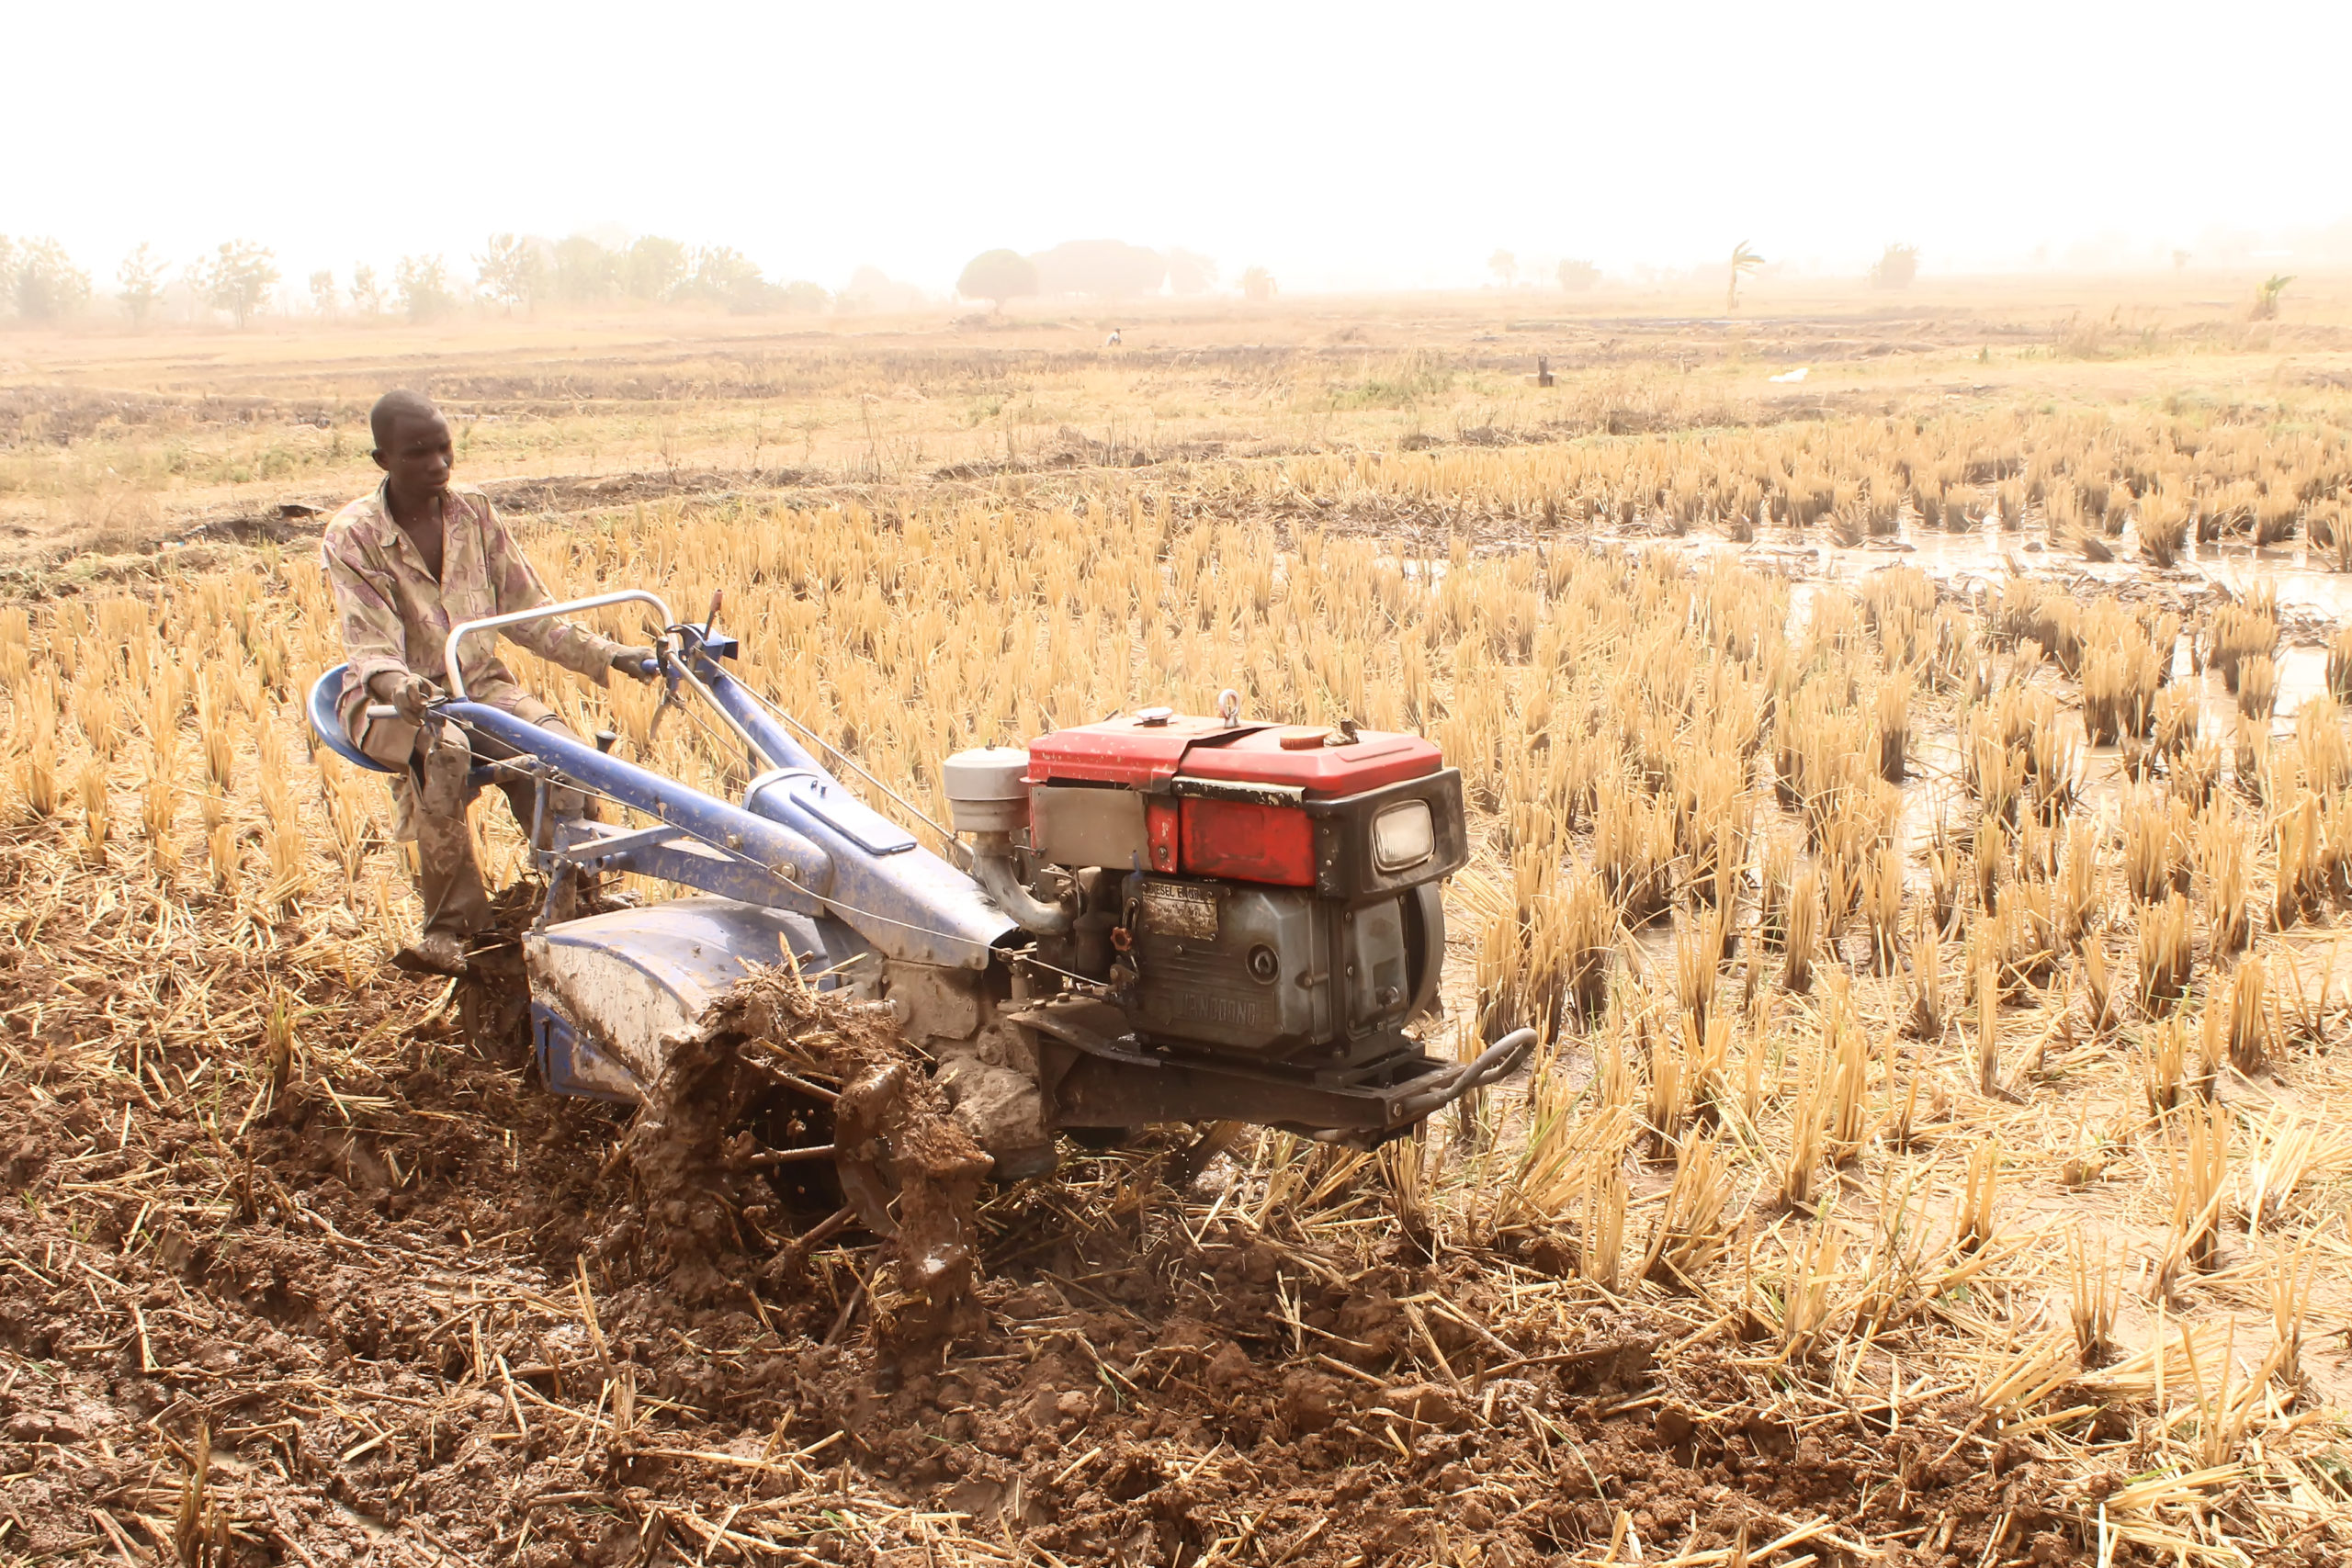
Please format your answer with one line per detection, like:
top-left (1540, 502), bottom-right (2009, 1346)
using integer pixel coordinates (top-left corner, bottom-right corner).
top-left (2068, 1234), bottom-right (2119, 1367)
top-left (2159, 1100), bottom-right (2232, 1295)
top-left (2136, 893), bottom-right (2195, 1014)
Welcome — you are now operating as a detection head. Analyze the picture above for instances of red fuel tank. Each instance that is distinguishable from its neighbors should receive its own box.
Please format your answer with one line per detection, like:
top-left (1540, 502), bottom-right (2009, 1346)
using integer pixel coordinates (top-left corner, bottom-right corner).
top-left (1024, 713), bottom-right (1442, 796)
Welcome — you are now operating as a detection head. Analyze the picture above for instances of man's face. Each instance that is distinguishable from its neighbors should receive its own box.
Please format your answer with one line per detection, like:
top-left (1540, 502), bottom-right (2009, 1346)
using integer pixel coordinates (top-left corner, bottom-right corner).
top-left (372, 410), bottom-right (454, 499)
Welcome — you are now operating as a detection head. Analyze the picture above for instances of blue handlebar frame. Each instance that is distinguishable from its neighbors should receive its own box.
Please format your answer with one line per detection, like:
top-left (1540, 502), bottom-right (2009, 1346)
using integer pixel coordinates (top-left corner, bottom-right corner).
top-left (308, 664), bottom-right (401, 774)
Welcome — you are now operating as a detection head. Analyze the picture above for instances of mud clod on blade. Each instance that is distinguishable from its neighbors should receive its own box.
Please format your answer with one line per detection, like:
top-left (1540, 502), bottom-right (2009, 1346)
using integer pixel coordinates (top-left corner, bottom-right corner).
top-left (606, 967), bottom-right (989, 1357)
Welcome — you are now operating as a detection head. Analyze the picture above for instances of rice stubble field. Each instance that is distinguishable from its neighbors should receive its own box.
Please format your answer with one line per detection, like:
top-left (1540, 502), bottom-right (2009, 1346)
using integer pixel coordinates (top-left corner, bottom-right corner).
top-left (2, 285), bottom-right (2350, 1565)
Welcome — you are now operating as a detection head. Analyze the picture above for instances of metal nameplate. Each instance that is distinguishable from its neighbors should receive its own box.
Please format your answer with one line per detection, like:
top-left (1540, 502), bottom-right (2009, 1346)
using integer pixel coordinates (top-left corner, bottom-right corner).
top-left (1137, 879), bottom-right (1219, 941)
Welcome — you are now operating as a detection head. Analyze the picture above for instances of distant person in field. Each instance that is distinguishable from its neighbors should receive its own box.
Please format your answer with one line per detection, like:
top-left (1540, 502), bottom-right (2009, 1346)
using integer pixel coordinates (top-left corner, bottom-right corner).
top-left (322, 389), bottom-right (658, 976)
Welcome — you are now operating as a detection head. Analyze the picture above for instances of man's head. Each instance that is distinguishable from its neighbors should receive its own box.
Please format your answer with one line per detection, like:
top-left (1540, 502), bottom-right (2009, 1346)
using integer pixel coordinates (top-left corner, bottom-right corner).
top-left (369, 389), bottom-right (453, 502)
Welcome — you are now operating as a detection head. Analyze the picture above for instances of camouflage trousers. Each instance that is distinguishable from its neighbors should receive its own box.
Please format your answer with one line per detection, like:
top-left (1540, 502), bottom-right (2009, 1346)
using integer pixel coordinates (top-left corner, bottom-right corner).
top-left (353, 702), bottom-right (590, 940)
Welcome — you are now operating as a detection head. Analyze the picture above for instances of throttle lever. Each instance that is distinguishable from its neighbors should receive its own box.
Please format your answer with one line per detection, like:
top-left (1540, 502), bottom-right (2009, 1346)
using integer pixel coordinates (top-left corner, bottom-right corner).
top-left (644, 629), bottom-right (686, 742)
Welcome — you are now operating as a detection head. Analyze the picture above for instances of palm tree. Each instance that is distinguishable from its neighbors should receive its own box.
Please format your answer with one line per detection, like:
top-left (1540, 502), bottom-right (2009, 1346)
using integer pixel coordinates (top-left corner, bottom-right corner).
top-left (1726, 242), bottom-right (1764, 313)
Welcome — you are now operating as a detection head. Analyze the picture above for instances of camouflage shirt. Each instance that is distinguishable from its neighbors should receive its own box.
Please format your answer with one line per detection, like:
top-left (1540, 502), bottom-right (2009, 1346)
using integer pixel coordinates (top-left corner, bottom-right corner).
top-left (321, 480), bottom-right (623, 732)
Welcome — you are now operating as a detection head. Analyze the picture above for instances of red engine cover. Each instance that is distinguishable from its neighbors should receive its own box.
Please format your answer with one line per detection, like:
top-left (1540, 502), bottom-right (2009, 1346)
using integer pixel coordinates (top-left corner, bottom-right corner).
top-left (1176, 725), bottom-right (1442, 797)
top-left (1025, 712), bottom-right (1443, 886)
top-left (1180, 795), bottom-right (1317, 886)
top-left (1025, 713), bottom-right (1441, 798)
top-left (1023, 712), bottom-right (1238, 787)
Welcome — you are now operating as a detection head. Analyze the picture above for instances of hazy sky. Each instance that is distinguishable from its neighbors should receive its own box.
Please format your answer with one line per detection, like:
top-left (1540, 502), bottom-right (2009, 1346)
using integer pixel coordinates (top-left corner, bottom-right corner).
top-left (10, 1), bottom-right (2348, 295)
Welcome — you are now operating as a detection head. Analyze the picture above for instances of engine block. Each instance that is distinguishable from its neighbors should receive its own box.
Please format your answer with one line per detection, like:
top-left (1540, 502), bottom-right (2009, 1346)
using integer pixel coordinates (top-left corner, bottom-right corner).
top-left (951, 709), bottom-right (1467, 1071)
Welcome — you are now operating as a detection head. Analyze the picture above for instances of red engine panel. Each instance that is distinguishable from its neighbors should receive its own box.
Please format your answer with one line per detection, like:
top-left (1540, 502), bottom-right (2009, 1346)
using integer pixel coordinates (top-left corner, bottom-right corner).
top-left (1177, 725), bottom-right (1442, 797)
top-left (1026, 712), bottom-right (1442, 798)
top-left (1179, 796), bottom-right (1317, 886)
top-left (1145, 797), bottom-right (1181, 873)
top-left (1023, 713), bottom-right (1244, 788)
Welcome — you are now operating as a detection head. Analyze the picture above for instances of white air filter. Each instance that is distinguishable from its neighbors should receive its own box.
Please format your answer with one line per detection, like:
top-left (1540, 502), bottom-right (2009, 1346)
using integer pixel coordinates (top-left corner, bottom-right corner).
top-left (942, 747), bottom-right (1031, 834)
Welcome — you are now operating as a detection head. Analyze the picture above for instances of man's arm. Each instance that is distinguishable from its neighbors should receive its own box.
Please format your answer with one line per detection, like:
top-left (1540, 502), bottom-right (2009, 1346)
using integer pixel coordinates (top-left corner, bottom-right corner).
top-left (475, 495), bottom-right (632, 682)
top-left (322, 527), bottom-right (417, 700)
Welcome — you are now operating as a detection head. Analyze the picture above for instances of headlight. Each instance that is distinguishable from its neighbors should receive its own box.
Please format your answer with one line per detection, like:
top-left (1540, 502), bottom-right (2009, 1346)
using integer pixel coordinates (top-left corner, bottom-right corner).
top-left (1372, 800), bottom-right (1435, 872)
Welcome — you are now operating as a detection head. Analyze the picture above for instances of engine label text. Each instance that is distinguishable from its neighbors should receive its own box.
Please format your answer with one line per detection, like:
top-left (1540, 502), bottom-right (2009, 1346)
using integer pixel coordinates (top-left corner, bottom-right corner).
top-left (1138, 880), bottom-right (1219, 941)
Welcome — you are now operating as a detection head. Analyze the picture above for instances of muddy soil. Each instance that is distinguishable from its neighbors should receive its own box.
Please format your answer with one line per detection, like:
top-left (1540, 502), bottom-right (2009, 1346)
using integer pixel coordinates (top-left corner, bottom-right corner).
top-left (1, 968), bottom-right (2096, 1568)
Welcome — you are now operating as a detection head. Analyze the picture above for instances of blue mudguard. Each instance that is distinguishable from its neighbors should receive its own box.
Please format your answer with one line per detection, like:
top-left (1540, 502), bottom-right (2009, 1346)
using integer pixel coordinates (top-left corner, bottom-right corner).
top-left (526, 897), bottom-right (877, 1102)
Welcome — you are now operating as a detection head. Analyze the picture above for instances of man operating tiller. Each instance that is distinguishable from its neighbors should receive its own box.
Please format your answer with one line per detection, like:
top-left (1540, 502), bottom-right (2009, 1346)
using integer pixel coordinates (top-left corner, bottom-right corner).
top-left (322, 389), bottom-right (658, 976)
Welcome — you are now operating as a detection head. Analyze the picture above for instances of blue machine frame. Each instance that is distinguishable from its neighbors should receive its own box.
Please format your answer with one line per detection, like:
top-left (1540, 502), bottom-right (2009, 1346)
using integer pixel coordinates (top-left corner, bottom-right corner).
top-left (440, 675), bottom-right (1012, 970)
top-left (309, 594), bottom-right (1017, 1102)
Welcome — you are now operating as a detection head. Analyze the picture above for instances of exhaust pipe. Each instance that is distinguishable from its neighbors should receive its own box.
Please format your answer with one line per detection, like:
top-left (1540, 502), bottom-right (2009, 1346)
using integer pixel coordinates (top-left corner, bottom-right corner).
top-left (971, 831), bottom-right (1075, 937)
top-left (944, 747), bottom-right (1074, 937)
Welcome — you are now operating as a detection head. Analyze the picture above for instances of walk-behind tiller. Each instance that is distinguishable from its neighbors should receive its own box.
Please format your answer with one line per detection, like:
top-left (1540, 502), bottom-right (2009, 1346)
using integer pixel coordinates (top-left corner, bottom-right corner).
top-left (311, 590), bottom-right (1532, 1225)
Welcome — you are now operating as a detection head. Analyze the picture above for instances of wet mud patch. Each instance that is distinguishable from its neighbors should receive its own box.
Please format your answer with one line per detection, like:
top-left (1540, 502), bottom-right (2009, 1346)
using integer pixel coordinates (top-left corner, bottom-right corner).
top-left (760, 1175), bottom-right (2096, 1568)
top-left (0, 999), bottom-right (2101, 1568)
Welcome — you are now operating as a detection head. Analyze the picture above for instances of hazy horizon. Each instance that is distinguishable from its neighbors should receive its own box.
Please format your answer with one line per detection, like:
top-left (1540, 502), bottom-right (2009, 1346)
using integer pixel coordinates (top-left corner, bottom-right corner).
top-left (10, 0), bottom-right (2351, 301)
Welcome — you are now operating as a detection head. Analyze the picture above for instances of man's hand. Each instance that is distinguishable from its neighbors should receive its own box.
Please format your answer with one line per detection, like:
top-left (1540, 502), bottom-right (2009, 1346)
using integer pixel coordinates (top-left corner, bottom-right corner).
top-left (368, 671), bottom-right (437, 722)
top-left (610, 646), bottom-right (661, 682)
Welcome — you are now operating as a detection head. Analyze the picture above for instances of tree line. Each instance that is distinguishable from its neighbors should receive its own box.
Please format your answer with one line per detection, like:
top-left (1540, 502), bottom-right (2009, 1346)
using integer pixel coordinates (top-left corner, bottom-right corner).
top-left (952, 241), bottom-right (1242, 308)
top-left (0, 232), bottom-right (866, 327)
